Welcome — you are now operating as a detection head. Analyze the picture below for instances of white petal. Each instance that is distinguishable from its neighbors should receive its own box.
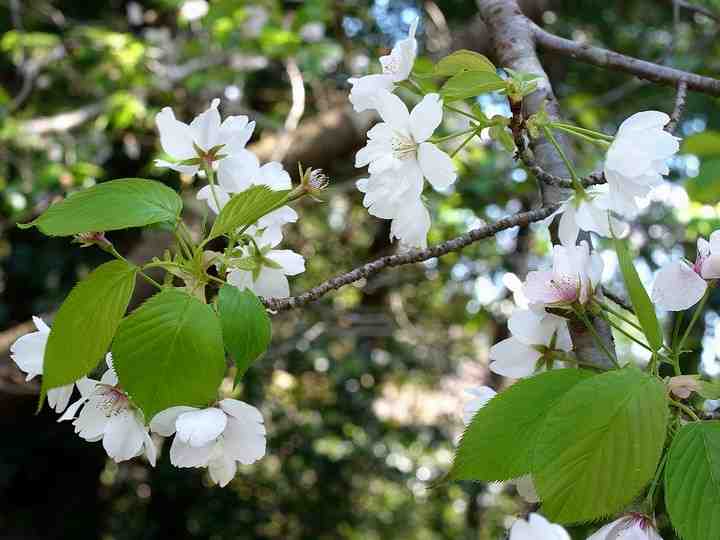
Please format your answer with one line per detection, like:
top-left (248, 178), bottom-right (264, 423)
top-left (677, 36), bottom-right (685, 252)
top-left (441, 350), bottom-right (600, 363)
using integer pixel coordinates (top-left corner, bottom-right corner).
top-left (652, 261), bottom-right (707, 311)
top-left (374, 90), bottom-right (410, 131)
top-left (558, 204), bottom-right (579, 247)
top-left (150, 406), bottom-right (199, 436)
top-left (76, 377), bottom-right (98, 398)
top-left (222, 416), bottom-right (267, 465)
top-left (709, 230), bottom-right (720, 255)
top-left (509, 513), bottom-right (570, 540)
top-left (253, 267), bottom-right (291, 298)
top-left (219, 398), bottom-right (264, 423)
top-left (417, 142), bottom-right (456, 190)
top-left (227, 268), bottom-right (254, 292)
top-left (143, 431), bottom-right (158, 467)
top-left (32, 316), bottom-right (50, 333)
top-left (218, 115), bottom-right (254, 155)
top-left (390, 196), bottom-right (430, 249)
top-left (196, 185), bottom-right (230, 214)
top-left (102, 411), bottom-right (146, 462)
top-left (73, 396), bottom-right (109, 440)
top-left (58, 396), bottom-right (88, 422)
top-left (155, 107), bottom-right (195, 159)
top-left (702, 254), bottom-right (720, 280)
top-left (266, 249), bottom-right (306, 276)
top-left (217, 149), bottom-right (260, 192)
top-left (409, 94), bottom-right (443, 143)
top-left (462, 386), bottom-right (496, 425)
top-left (47, 384), bottom-right (74, 414)
top-left (189, 98), bottom-right (222, 150)
top-left (488, 337), bottom-right (542, 378)
top-left (617, 111), bottom-right (670, 135)
top-left (208, 446), bottom-right (238, 487)
top-left (257, 162), bottom-right (291, 190)
top-left (10, 329), bottom-right (48, 380)
top-left (175, 407), bottom-right (228, 447)
top-left (348, 74), bottom-right (395, 113)
top-left (154, 159), bottom-right (199, 176)
top-left (170, 437), bottom-right (214, 468)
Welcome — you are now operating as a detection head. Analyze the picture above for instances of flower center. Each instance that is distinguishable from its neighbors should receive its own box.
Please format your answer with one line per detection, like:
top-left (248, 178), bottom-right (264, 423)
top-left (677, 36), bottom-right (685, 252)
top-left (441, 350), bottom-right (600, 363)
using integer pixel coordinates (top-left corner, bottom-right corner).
top-left (548, 275), bottom-right (579, 303)
top-left (391, 134), bottom-right (417, 161)
top-left (95, 384), bottom-right (130, 417)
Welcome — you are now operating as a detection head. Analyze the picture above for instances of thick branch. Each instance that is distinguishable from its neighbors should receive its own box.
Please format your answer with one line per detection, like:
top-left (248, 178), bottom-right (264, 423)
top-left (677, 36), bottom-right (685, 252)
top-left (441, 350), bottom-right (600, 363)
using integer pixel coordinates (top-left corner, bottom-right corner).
top-left (263, 206), bottom-right (557, 312)
top-left (530, 20), bottom-right (720, 97)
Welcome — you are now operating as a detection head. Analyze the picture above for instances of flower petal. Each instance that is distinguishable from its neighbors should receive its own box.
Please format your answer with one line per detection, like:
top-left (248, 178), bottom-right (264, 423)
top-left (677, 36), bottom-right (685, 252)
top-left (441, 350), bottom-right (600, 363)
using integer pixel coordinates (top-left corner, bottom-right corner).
top-left (189, 98), bottom-right (221, 150)
top-left (652, 260), bottom-right (707, 311)
top-left (222, 415), bottom-right (267, 465)
top-left (155, 108), bottom-right (195, 159)
top-left (409, 94), bottom-right (443, 143)
top-left (488, 337), bottom-right (541, 378)
top-left (102, 411), bottom-right (145, 463)
top-left (374, 90), bottom-right (410, 131)
top-left (175, 407), bottom-right (228, 447)
top-left (149, 406), bottom-right (198, 436)
top-left (170, 437), bottom-right (214, 468)
top-left (196, 185), bottom-right (231, 214)
top-left (266, 249), bottom-right (306, 276)
top-left (417, 142), bottom-right (456, 190)
top-left (208, 446), bottom-right (238, 487)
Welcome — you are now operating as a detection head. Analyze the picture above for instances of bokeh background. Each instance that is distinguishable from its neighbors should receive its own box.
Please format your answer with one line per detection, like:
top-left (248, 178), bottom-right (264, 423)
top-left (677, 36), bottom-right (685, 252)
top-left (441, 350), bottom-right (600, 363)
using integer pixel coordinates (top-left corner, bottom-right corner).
top-left (1, 0), bottom-right (719, 538)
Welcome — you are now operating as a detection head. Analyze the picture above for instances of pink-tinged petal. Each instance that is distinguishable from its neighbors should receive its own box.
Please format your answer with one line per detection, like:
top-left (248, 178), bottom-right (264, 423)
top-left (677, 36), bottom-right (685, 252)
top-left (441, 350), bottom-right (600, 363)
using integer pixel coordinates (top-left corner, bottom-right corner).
top-left (175, 407), bottom-right (228, 447)
top-left (189, 98), bottom-right (222, 150)
top-left (409, 94), bottom-right (443, 142)
top-left (374, 90), bottom-right (410, 131)
top-left (702, 255), bottom-right (720, 279)
top-left (155, 107), bottom-right (195, 159)
top-left (652, 260), bottom-right (707, 311)
top-left (170, 437), bottom-right (214, 468)
top-left (488, 337), bottom-right (541, 378)
top-left (149, 406), bottom-right (198, 436)
top-left (709, 230), bottom-right (720, 255)
top-left (417, 142), bottom-right (456, 190)
top-left (524, 270), bottom-right (579, 306)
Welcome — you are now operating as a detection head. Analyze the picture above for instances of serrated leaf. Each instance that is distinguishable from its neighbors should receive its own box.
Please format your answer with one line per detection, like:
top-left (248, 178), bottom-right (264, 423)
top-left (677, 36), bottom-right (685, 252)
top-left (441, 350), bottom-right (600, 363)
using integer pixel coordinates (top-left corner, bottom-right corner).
top-left (665, 422), bottom-right (720, 540)
top-left (686, 158), bottom-right (720, 204)
top-left (435, 50), bottom-right (496, 77)
top-left (19, 178), bottom-right (182, 236)
top-left (209, 185), bottom-right (290, 240)
top-left (533, 368), bottom-right (668, 524)
top-left (217, 284), bottom-right (271, 380)
top-left (112, 288), bottom-right (226, 419)
top-left (451, 369), bottom-right (593, 481)
top-left (440, 70), bottom-right (506, 102)
top-left (614, 238), bottom-right (663, 352)
top-left (42, 260), bottom-right (137, 391)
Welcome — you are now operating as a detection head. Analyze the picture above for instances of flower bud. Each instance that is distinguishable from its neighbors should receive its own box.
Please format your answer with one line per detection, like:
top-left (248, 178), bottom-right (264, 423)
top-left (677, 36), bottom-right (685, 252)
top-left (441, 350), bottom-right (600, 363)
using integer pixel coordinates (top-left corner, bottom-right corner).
top-left (668, 375), bottom-right (701, 399)
top-left (296, 164), bottom-right (329, 201)
top-left (73, 231), bottom-right (112, 250)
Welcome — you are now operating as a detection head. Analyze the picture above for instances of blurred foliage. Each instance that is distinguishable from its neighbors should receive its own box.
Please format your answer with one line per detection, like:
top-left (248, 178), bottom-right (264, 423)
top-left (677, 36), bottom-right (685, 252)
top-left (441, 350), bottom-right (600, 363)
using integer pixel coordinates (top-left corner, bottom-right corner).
top-left (1, 0), bottom-right (720, 539)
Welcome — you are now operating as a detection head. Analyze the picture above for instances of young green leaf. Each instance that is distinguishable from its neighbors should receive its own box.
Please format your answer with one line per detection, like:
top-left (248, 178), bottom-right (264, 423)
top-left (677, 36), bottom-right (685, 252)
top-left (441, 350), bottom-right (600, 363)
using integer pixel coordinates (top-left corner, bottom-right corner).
top-left (665, 421), bottom-right (720, 540)
top-left (532, 368), bottom-right (668, 523)
top-left (19, 178), bottom-right (182, 236)
top-left (217, 284), bottom-right (271, 380)
top-left (112, 288), bottom-right (226, 419)
top-left (209, 185), bottom-right (290, 240)
top-left (439, 70), bottom-right (506, 102)
top-left (434, 50), bottom-right (496, 77)
top-left (42, 260), bottom-right (137, 391)
top-left (451, 369), bottom-right (593, 481)
top-left (614, 238), bottom-right (664, 352)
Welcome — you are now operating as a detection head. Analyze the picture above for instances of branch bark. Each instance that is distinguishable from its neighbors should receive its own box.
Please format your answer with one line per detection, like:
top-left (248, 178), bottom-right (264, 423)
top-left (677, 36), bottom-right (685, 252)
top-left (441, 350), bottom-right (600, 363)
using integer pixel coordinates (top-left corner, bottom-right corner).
top-left (477, 0), bottom-right (615, 370)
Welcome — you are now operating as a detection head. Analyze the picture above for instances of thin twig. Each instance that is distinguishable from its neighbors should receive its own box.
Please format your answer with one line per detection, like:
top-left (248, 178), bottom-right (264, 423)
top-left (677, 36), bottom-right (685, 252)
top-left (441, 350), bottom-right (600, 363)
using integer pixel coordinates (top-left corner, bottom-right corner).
top-left (262, 205), bottom-right (558, 312)
top-left (667, 80), bottom-right (688, 134)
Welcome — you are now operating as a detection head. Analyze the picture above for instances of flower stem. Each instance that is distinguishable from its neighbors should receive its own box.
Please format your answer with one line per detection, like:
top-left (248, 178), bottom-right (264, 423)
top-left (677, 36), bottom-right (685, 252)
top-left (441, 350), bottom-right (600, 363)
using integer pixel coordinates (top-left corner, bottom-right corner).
top-left (669, 398), bottom-right (701, 421)
top-left (595, 298), bottom-right (645, 333)
top-left (643, 452), bottom-right (668, 512)
top-left (450, 128), bottom-right (482, 158)
top-left (676, 287), bottom-right (710, 356)
top-left (107, 244), bottom-right (162, 290)
top-left (543, 126), bottom-right (586, 195)
top-left (430, 127), bottom-right (478, 144)
top-left (203, 163), bottom-right (223, 215)
top-left (549, 122), bottom-right (615, 142)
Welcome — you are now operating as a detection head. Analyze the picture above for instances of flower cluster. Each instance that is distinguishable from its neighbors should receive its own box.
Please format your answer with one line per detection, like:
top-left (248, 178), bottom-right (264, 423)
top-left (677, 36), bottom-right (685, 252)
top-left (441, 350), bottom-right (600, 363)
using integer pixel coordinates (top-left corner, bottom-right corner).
top-left (11, 316), bottom-right (266, 487)
top-left (157, 99), bottom-right (306, 298)
top-left (550, 111), bottom-right (680, 247)
top-left (350, 19), bottom-right (457, 248)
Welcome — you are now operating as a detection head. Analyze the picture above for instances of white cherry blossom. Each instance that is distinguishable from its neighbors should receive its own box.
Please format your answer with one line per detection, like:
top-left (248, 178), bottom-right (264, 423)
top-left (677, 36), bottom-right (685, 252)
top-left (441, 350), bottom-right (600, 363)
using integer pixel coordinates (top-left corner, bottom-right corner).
top-left (356, 91), bottom-right (456, 193)
top-left (155, 98), bottom-right (255, 175)
top-left (150, 399), bottom-right (266, 487)
top-left (227, 245), bottom-right (305, 298)
top-left (348, 18), bottom-right (418, 112)
top-left (651, 232), bottom-right (720, 311)
top-left (549, 187), bottom-right (628, 247)
top-left (509, 513), bottom-right (570, 540)
top-left (59, 354), bottom-right (156, 465)
top-left (604, 111), bottom-right (680, 217)
top-left (10, 316), bottom-right (87, 413)
top-left (587, 513), bottom-right (663, 540)
top-left (524, 241), bottom-right (603, 307)
top-left (489, 309), bottom-right (572, 378)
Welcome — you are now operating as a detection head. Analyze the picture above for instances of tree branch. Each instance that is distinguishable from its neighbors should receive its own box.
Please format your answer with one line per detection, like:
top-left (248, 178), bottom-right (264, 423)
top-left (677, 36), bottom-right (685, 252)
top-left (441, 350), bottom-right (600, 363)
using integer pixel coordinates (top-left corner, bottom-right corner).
top-left (263, 205), bottom-right (557, 312)
top-left (530, 20), bottom-right (720, 97)
top-left (665, 0), bottom-right (720, 23)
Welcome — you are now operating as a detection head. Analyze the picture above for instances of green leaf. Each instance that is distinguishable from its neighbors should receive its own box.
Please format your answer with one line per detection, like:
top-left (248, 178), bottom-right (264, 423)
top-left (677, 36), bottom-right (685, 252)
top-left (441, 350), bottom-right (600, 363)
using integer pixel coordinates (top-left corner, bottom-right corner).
top-left (440, 70), bottom-right (506, 102)
top-left (614, 238), bottom-right (663, 352)
top-left (42, 260), bottom-right (137, 391)
top-left (451, 369), bottom-right (593, 481)
top-left (20, 178), bottom-right (182, 236)
top-left (682, 130), bottom-right (720, 157)
top-left (699, 379), bottom-right (720, 399)
top-left (112, 289), bottom-right (226, 419)
top-left (665, 422), bottom-right (720, 540)
top-left (533, 368), bottom-right (668, 523)
top-left (217, 284), bottom-right (271, 380)
top-left (686, 158), bottom-right (720, 204)
top-left (209, 185), bottom-right (290, 240)
top-left (435, 50), bottom-right (496, 77)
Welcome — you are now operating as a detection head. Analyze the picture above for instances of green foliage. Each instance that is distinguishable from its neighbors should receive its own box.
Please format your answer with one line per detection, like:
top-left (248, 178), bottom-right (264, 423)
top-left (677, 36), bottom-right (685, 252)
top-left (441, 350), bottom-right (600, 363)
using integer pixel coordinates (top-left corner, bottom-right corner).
top-left (434, 50), bottom-right (496, 77)
top-left (440, 71), bottom-right (506, 102)
top-left (682, 130), bottom-right (720, 157)
top-left (686, 159), bottom-right (720, 204)
top-left (451, 369), bottom-right (592, 481)
top-left (217, 284), bottom-right (271, 380)
top-left (665, 422), bottom-right (720, 540)
top-left (112, 289), bottom-right (226, 420)
top-left (614, 238), bottom-right (664, 351)
top-left (42, 260), bottom-right (137, 391)
top-left (20, 179), bottom-right (182, 236)
top-left (533, 368), bottom-right (668, 523)
top-left (209, 185), bottom-right (290, 240)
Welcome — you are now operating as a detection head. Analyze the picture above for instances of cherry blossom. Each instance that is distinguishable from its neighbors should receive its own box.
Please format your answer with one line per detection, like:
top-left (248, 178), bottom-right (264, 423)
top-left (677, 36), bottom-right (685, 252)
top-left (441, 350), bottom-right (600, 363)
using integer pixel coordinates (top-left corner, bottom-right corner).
top-left (10, 316), bottom-right (88, 413)
top-left (348, 18), bottom-right (418, 112)
top-left (604, 111), bottom-right (680, 217)
top-left (227, 245), bottom-right (306, 298)
top-left (524, 241), bottom-right (603, 307)
top-left (155, 98), bottom-right (255, 175)
top-left (587, 513), bottom-right (663, 540)
top-left (488, 309), bottom-right (572, 378)
top-left (59, 354), bottom-right (156, 465)
top-left (549, 187), bottom-right (628, 247)
top-left (508, 513), bottom-right (570, 540)
top-left (150, 399), bottom-right (266, 487)
top-left (651, 232), bottom-right (720, 311)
